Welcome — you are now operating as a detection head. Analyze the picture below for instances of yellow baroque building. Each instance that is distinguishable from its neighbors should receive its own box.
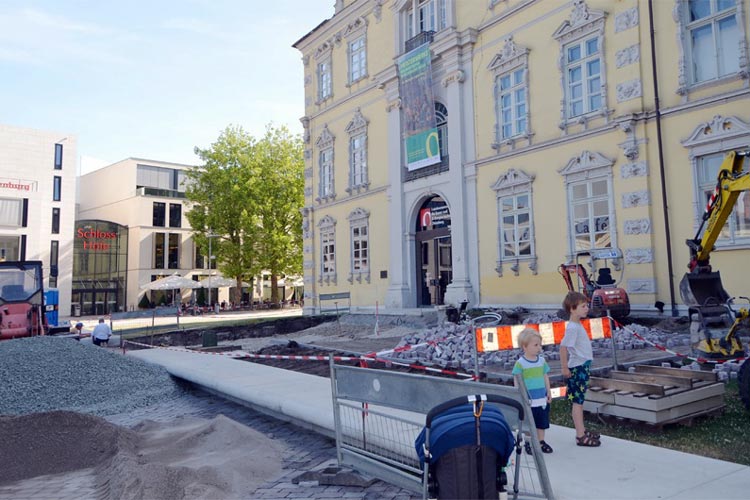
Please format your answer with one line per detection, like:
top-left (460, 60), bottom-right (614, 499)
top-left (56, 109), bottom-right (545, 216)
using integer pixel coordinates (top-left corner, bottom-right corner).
top-left (294, 0), bottom-right (750, 316)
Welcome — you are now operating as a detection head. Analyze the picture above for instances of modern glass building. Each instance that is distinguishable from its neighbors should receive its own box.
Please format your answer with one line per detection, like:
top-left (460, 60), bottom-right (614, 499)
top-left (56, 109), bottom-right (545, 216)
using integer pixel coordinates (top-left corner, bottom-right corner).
top-left (71, 219), bottom-right (128, 316)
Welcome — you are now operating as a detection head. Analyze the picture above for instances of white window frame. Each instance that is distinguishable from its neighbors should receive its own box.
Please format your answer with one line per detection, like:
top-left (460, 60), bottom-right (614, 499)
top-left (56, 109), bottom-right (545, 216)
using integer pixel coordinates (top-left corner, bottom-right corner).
top-left (559, 151), bottom-right (617, 256)
top-left (318, 215), bottom-right (337, 284)
top-left (553, 1), bottom-right (609, 132)
top-left (492, 169), bottom-right (537, 277)
top-left (674, 0), bottom-right (747, 93)
top-left (406, 0), bottom-right (448, 39)
top-left (345, 109), bottom-right (369, 193)
top-left (318, 59), bottom-right (332, 102)
top-left (682, 115), bottom-right (750, 248)
top-left (315, 125), bottom-right (336, 203)
top-left (488, 37), bottom-right (531, 150)
top-left (564, 36), bottom-right (602, 119)
top-left (349, 36), bottom-right (367, 83)
top-left (348, 208), bottom-right (370, 283)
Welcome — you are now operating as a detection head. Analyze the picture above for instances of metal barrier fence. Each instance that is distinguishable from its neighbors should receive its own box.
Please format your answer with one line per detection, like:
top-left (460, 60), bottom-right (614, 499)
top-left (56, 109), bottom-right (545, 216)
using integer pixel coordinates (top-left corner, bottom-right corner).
top-left (330, 360), bottom-right (554, 499)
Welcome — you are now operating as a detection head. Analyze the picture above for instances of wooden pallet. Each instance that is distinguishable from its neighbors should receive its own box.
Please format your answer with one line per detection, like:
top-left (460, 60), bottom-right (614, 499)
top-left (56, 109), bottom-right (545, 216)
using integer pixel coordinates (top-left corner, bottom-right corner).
top-left (584, 364), bottom-right (724, 425)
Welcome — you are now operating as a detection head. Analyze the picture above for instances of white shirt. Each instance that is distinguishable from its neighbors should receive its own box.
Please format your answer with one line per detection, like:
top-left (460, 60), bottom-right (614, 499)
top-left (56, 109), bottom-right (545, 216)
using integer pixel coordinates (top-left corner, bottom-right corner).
top-left (560, 321), bottom-right (593, 368)
top-left (92, 322), bottom-right (111, 340)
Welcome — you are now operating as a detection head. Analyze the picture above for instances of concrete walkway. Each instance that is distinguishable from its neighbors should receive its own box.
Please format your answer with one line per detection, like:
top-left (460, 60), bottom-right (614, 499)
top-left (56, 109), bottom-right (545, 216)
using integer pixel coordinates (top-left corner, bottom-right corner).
top-left (129, 347), bottom-right (750, 500)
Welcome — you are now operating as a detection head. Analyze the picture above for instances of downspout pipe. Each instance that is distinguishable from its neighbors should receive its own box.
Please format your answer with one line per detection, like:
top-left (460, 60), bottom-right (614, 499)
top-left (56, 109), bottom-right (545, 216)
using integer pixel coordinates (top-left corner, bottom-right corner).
top-left (649, 0), bottom-right (678, 317)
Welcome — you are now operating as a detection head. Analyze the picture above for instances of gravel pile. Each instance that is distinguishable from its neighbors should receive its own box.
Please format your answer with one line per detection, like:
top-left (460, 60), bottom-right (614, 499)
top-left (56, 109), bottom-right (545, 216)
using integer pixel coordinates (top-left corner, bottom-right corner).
top-left (0, 336), bottom-right (183, 416)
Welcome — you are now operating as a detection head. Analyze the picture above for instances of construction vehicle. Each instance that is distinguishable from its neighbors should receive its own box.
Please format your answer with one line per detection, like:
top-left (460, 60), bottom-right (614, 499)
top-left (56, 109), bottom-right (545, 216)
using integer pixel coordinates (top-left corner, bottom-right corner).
top-left (677, 150), bottom-right (750, 409)
top-left (558, 248), bottom-right (630, 319)
top-left (0, 260), bottom-right (48, 340)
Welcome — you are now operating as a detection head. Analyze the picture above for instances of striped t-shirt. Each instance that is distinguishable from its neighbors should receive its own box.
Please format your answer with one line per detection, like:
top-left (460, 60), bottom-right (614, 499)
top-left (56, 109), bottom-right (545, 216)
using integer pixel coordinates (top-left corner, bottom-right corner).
top-left (511, 355), bottom-right (550, 407)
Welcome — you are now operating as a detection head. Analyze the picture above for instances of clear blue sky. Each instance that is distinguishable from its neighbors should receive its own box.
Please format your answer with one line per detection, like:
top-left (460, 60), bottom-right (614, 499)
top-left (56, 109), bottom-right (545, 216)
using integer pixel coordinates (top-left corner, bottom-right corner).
top-left (0, 0), bottom-right (333, 173)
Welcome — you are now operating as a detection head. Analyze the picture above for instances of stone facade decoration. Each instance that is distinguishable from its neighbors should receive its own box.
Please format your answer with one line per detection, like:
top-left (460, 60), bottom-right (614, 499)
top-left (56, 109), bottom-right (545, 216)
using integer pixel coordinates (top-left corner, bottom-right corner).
top-left (627, 278), bottom-right (656, 294)
top-left (615, 7), bottom-right (639, 33)
top-left (622, 190), bottom-right (650, 208)
top-left (620, 161), bottom-right (647, 178)
top-left (616, 45), bottom-right (640, 68)
top-left (625, 248), bottom-right (653, 264)
top-left (624, 218), bottom-right (651, 235)
top-left (616, 79), bottom-right (642, 102)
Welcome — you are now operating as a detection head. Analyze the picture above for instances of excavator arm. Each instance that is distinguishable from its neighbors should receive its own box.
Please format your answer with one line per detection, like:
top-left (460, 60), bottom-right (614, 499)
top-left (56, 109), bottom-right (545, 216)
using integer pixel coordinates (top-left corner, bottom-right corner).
top-left (687, 150), bottom-right (750, 272)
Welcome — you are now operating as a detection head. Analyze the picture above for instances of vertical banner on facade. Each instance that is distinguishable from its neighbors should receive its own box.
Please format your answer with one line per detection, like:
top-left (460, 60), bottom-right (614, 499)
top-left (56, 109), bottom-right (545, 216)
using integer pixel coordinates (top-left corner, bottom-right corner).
top-left (397, 44), bottom-right (440, 171)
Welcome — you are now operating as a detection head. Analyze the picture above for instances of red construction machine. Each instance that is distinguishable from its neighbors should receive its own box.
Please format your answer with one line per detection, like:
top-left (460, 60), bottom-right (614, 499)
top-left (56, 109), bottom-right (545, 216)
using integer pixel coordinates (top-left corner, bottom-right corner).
top-left (558, 248), bottom-right (630, 319)
top-left (0, 260), bottom-right (48, 340)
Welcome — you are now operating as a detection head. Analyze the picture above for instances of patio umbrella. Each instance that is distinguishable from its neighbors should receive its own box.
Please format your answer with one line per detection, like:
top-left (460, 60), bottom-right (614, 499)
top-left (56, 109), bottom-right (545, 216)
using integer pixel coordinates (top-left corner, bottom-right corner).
top-left (141, 273), bottom-right (202, 291)
top-left (199, 274), bottom-right (249, 288)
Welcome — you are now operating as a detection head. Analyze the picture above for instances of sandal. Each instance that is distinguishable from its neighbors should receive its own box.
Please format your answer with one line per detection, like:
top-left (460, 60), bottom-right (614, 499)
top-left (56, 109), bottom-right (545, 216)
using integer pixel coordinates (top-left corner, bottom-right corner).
top-left (576, 434), bottom-right (601, 447)
top-left (584, 429), bottom-right (601, 440)
top-left (540, 440), bottom-right (553, 454)
top-left (524, 441), bottom-right (532, 455)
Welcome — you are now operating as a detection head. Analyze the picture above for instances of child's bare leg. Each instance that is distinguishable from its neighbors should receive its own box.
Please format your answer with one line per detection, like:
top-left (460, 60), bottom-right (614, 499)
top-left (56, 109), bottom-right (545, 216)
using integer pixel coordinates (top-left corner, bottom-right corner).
top-left (572, 403), bottom-right (585, 437)
top-left (536, 428), bottom-right (545, 442)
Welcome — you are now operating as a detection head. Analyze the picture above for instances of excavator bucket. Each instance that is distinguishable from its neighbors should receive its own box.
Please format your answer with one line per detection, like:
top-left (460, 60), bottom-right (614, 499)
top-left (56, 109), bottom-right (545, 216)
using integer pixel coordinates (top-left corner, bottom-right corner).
top-left (679, 271), bottom-right (731, 309)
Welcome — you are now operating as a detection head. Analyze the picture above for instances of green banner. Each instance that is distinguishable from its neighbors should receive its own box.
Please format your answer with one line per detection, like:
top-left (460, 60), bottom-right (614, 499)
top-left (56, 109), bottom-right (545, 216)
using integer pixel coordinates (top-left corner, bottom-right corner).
top-left (397, 44), bottom-right (440, 171)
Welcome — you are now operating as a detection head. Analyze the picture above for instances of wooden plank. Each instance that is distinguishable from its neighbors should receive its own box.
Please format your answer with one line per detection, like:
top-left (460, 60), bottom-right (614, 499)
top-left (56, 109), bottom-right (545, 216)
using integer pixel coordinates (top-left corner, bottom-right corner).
top-left (633, 364), bottom-right (717, 382)
top-left (585, 394), bottom-right (725, 424)
top-left (617, 382), bottom-right (725, 412)
top-left (589, 376), bottom-right (665, 396)
top-left (610, 371), bottom-right (693, 388)
top-left (586, 390), bottom-right (615, 405)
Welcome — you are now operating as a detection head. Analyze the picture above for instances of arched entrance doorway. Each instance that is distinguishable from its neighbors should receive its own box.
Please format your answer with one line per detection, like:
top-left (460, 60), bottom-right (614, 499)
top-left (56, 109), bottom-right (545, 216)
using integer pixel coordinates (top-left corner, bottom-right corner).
top-left (416, 195), bottom-right (452, 306)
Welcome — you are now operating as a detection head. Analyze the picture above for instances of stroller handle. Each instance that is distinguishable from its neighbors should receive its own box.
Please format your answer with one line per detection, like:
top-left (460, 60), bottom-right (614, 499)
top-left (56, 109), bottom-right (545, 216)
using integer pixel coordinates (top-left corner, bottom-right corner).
top-left (424, 394), bottom-right (524, 428)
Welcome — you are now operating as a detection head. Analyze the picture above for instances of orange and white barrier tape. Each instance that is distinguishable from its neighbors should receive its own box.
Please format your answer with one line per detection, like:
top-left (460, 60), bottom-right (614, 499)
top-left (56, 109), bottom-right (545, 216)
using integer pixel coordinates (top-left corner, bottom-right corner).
top-left (476, 317), bottom-right (612, 352)
top-left (123, 339), bottom-right (476, 379)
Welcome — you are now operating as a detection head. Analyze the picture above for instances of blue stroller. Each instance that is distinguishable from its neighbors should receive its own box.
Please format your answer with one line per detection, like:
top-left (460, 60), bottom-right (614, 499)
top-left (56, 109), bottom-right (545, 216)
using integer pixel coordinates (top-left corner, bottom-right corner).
top-left (415, 394), bottom-right (523, 499)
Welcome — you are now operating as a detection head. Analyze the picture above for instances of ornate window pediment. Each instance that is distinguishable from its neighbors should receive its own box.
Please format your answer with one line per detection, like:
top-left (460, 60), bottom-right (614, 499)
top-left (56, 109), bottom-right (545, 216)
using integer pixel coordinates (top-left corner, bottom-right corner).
top-left (559, 150), bottom-right (614, 180)
top-left (682, 115), bottom-right (750, 148)
top-left (348, 207), bottom-right (370, 222)
top-left (491, 168), bottom-right (535, 194)
top-left (316, 125), bottom-right (335, 149)
top-left (552, 0), bottom-right (607, 43)
top-left (317, 215), bottom-right (336, 228)
top-left (488, 37), bottom-right (529, 74)
top-left (345, 109), bottom-right (369, 135)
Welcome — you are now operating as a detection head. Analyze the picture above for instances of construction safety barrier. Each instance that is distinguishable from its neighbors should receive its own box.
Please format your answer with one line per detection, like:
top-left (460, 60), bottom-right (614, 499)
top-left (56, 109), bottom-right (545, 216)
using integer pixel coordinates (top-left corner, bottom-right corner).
top-left (475, 317), bottom-right (613, 352)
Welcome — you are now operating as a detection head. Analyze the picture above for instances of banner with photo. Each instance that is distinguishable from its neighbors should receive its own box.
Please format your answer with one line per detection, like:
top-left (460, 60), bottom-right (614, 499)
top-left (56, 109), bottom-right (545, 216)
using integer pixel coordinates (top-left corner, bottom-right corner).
top-left (397, 43), bottom-right (440, 171)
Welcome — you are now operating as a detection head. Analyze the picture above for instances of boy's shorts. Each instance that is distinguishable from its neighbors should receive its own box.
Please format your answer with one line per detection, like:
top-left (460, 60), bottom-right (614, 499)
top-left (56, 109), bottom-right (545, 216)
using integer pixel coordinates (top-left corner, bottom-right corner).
top-left (531, 405), bottom-right (550, 430)
top-left (566, 360), bottom-right (592, 405)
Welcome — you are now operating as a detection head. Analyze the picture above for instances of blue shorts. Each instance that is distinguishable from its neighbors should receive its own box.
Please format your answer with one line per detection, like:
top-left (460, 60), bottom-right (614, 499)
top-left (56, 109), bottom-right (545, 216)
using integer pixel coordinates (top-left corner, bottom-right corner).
top-left (531, 405), bottom-right (550, 430)
top-left (566, 360), bottom-right (592, 405)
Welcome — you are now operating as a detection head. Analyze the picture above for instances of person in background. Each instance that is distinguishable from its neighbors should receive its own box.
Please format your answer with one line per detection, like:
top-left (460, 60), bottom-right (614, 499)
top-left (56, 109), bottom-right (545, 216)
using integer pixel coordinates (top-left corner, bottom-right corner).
top-left (92, 318), bottom-right (112, 347)
top-left (72, 322), bottom-right (86, 340)
top-left (560, 291), bottom-right (601, 447)
top-left (512, 328), bottom-right (553, 454)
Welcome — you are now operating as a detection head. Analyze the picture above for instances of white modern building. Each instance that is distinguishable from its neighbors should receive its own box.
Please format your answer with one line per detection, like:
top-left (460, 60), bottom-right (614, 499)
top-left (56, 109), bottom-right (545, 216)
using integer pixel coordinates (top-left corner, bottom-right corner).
top-left (77, 158), bottom-right (210, 313)
top-left (0, 123), bottom-right (77, 317)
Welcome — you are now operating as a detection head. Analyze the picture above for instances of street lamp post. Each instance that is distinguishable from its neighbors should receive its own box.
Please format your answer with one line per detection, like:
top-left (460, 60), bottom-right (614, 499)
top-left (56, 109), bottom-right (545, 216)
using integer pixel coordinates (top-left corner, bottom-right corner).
top-left (207, 231), bottom-right (219, 310)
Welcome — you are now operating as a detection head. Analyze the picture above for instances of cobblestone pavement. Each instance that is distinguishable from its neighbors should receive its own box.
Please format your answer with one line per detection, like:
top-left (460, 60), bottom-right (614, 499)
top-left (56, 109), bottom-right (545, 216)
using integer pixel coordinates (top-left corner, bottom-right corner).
top-left (0, 382), bottom-right (418, 500)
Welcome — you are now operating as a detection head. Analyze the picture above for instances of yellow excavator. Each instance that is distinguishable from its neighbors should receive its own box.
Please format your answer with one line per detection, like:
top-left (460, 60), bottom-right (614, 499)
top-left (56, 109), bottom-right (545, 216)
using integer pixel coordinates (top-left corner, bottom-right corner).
top-left (678, 150), bottom-right (750, 408)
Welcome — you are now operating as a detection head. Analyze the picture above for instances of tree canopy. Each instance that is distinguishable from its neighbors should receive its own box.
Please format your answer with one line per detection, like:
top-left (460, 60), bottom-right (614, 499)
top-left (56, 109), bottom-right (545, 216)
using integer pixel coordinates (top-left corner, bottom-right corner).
top-left (185, 124), bottom-right (304, 304)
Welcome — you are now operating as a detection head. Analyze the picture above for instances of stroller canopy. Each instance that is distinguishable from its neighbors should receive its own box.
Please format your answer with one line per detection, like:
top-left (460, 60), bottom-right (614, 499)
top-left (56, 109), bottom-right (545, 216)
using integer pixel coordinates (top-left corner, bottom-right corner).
top-left (415, 405), bottom-right (515, 467)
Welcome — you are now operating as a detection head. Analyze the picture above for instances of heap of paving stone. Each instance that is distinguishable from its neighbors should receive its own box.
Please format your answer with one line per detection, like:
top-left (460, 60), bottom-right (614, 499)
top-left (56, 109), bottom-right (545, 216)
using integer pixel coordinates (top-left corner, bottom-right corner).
top-left (390, 313), bottom-right (694, 373)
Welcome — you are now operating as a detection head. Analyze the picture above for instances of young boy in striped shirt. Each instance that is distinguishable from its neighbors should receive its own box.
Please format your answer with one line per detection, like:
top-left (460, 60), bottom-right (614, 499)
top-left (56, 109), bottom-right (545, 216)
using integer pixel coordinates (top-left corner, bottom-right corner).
top-left (512, 328), bottom-right (553, 454)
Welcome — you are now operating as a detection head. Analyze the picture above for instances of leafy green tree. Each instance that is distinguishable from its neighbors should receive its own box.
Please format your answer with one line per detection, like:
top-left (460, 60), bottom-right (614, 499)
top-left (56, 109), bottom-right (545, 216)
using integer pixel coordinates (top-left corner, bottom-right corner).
top-left (252, 125), bottom-right (304, 304)
top-left (185, 126), bottom-right (262, 305)
top-left (185, 124), bottom-right (304, 306)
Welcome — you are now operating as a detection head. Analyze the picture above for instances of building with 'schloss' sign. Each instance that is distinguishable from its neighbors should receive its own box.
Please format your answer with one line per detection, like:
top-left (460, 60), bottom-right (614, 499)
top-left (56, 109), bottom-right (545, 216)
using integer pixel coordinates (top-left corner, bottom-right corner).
top-left (0, 123), bottom-right (77, 317)
top-left (294, 0), bottom-right (750, 316)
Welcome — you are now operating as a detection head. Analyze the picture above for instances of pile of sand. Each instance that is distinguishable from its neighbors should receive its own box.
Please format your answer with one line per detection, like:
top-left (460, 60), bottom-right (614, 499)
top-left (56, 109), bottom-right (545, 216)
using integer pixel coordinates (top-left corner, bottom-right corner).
top-left (0, 412), bottom-right (286, 499)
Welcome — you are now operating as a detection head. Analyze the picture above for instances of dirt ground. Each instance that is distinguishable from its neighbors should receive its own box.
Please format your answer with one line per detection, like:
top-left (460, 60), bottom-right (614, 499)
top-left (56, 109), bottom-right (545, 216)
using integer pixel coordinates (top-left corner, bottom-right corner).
top-left (0, 411), bottom-right (285, 499)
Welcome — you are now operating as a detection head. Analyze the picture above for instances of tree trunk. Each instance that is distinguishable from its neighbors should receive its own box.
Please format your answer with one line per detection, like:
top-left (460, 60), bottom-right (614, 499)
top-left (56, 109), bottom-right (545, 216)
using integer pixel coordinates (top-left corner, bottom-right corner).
top-left (271, 275), bottom-right (279, 305)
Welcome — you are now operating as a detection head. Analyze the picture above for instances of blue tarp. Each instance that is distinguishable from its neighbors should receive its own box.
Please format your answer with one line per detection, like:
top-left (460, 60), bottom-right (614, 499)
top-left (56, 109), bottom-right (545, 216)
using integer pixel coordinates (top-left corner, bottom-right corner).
top-left (415, 405), bottom-right (515, 467)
